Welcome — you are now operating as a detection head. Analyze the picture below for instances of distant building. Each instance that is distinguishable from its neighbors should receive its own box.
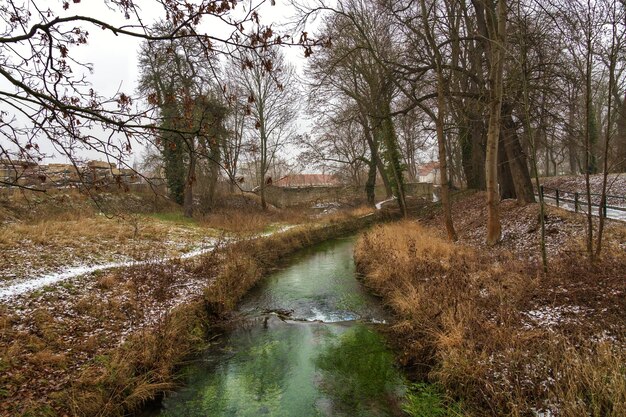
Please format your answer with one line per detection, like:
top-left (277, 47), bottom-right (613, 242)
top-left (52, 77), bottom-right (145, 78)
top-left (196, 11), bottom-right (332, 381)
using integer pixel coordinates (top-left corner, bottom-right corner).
top-left (0, 159), bottom-right (139, 189)
top-left (417, 162), bottom-right (441, 184)
top-left (273, 174), bottom-right (340, 188)
top-left (0, 159), bottom-right (41, 186)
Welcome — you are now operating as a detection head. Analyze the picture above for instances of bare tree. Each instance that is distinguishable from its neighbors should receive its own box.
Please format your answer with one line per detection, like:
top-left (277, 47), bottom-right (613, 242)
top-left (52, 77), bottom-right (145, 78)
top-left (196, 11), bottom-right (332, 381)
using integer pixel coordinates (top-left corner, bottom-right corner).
top-left (0, 0), bottom-right (320, 194)
top-left (298, 106), bottom-right (369, 186)
top-left (235, 46), bottom-right (298, 210)
top-left (222, 79), bottom-right (249, 193)
top-left (307, 1), bottom-right (407, 212)
top-left (471, 0), bottom-right (507, 246)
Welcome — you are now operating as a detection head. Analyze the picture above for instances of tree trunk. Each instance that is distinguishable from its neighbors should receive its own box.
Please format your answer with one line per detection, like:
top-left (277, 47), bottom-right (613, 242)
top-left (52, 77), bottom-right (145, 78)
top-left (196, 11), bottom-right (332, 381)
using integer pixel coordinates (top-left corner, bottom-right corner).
top-left (365, 158), bottom-right (376, 206)
top-left (381, 113), bottom-right (407, 217)
top-left (435, 98), bottom-right (457, 240)
top-left (480, 0), bottom-right (507, 246)
top-left (260, 125), bottom-right (268, 211)
top-left (583, 13), bottom-right (594, 261)
top-left (419, 0), bottom-right (457, 239)
top-left (498, 131), bottom-right (516, 199)
top-left (613, 94), bottom-right (626, 172)
top-left (471, 117), bottom-right (487, 190)
top-left (183, 145), bottom-right (196, 218)
top-left (460, 115), bottom-right (487, 190)
top-left (362, 112), bottom-right (392, 199)
top-left (208, 158), bottom-right (219, 209)
top-left (501, 104), bottom-right (535, 204)
top-left (376, 157), bottom-right (393, 198)
top-left (597, 9), bottom-right (619, 256)
top-left (567, 95), bottom-right (580, 174)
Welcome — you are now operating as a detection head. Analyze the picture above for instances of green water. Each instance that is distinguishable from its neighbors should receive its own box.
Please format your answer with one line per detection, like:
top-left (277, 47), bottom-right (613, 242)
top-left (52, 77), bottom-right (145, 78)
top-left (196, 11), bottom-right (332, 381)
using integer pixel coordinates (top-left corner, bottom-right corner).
top-left (151, 237), bottom-right (408, 417)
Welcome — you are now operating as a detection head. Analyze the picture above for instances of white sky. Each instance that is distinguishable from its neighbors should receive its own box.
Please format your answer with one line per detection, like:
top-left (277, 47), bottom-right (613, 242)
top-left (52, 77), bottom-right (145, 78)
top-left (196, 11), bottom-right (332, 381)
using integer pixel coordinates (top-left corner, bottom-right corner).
top-left (3, 0), bottom-right (321, 166)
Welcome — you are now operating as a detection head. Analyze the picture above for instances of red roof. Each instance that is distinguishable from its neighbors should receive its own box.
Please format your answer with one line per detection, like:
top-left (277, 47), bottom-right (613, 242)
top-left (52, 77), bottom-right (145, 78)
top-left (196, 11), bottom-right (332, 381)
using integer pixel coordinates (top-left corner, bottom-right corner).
top-left (417, 161), bottom-right (439, 177)
top-left (273, 174), bottom-right (339, 187)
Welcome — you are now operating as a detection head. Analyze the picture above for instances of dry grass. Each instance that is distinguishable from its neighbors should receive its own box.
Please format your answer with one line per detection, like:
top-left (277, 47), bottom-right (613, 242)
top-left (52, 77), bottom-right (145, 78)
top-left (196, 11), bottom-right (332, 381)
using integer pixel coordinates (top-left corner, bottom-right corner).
top-left (0, 211), bottom-right (381, 417)
top-left (201, 209), bottom-right (275, 233)
top-left (0, 208), bottom-right (217, 284)
top-left (199, 207), bottom-right (308, 234)
top-left (2, 216), bottom-right (142, 246)
top-left (67, 302), bottom-right (209, 417)
top-left (203, 213), bottom-right (380, 314)
top-left (355, 220), bottom-right (626, 416)
top-left (65, 214), bottom-right (379, 416)
top-left (348, 204), bottom-right (376, 217)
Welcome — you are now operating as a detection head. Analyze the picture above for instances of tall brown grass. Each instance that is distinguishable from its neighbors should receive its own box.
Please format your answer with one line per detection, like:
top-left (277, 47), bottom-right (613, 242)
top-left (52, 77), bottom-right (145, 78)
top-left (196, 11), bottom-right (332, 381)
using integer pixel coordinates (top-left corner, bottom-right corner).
top-left (354, 221), bottom-right (626, 416)
top-left (203, 213), bottom-right (380, 314)
top-left (67, 302), bottom-right (209, 417)
top-left (60, 212), bottom-right (380, 416)
top-left (200, 208), bottom-right (304, 234)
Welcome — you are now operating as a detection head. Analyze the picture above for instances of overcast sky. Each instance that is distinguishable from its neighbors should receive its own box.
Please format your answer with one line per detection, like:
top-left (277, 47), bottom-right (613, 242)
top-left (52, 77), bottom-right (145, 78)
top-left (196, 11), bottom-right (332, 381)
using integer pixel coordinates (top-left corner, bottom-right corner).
top-left (3, 0), bottom-right (321, 166)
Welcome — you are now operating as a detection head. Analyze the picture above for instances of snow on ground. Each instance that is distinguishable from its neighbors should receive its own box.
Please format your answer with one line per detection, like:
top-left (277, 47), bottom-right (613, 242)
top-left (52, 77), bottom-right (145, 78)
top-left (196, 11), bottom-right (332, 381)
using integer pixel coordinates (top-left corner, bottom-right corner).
top-left (522, 305), bottom-right (593, 329)
top-left (0, 225), bottom-right (298, 302)
top-left (539, 173), bottom-right (626, 221)
top-left (539, 194), bottom-right (626, 222)
top-left (375, 196), bottom-right (396, 209)
top-left (0, 239), bottom-right (219, 301)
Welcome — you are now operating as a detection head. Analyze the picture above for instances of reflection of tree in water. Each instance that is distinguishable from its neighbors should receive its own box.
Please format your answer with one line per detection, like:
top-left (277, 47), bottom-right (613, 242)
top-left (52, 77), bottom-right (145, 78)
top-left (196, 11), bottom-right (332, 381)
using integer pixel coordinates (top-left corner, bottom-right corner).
top-left (241, 337), bottom-right (291, 399)
top-left (160, 323), bottom-right (294, 417)
top-left (315, 324), bottom-right (404, 416)
top-left (159, 359), bottom-right (229, 416)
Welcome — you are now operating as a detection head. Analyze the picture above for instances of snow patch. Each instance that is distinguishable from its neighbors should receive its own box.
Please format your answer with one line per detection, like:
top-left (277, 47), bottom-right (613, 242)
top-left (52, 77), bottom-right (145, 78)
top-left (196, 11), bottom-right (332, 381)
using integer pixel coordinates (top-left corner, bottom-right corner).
top-left (0, 225), bottom-right (298, 301)
top-left (375, 196), bottom-right (396, 210)
top-left (522, 305), bottom-right (591, 328)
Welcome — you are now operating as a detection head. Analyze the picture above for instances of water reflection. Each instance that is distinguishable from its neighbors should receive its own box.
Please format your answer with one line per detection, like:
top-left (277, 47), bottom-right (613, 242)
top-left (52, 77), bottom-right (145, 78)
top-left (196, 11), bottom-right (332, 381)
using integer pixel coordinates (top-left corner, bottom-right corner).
top-left (158, 318), bottom-right (404, 417)
top-left (315, 324), bottom-right (405, 416)
top-left (238, 238), bottom-right (387, 323)
top-left (151, 238), bottom-right (406, 417)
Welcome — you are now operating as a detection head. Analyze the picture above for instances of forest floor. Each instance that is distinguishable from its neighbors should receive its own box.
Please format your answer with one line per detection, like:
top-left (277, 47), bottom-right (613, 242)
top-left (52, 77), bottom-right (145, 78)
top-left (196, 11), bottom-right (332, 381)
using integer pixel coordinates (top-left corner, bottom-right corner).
top-left (356, 189), bottom-right (626, 416)
top-left (0, 188), bottom-right (376, 416)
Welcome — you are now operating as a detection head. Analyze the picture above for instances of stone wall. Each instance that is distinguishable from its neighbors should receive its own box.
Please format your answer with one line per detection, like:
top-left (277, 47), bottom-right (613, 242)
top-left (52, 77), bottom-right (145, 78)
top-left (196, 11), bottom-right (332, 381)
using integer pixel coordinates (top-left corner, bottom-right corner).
top-left (261, 182), bottom-right (433, 208)
top-left (0, 160), bottom-right (142, 189)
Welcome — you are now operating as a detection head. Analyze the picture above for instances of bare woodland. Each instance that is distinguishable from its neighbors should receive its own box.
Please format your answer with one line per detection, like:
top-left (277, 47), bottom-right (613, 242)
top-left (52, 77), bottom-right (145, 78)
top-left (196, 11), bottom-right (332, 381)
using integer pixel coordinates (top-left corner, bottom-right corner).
top-left (1, 0), bottom-right (624, 249)
top-left (1, 1), bottom-right (626, 416)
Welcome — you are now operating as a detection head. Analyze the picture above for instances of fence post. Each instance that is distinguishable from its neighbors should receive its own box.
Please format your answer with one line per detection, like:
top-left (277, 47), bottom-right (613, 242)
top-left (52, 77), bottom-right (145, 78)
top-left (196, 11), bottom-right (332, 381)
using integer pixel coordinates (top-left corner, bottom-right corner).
top-left (555, 189), bottom-right (559, 207)
top-left (574, 192), bottom-right (579, 213)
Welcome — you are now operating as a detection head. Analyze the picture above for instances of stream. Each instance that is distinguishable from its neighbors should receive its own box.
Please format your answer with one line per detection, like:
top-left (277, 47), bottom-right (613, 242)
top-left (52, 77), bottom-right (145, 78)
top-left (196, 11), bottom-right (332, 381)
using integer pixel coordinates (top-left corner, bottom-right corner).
top-left (146, 237), bottom-right (409, 417)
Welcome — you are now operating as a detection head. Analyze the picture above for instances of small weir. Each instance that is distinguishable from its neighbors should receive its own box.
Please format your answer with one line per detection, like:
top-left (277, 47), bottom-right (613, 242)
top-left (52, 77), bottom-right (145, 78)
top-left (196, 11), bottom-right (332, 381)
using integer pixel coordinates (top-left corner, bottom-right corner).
top-left (146, 237), bottom-right (408, 416)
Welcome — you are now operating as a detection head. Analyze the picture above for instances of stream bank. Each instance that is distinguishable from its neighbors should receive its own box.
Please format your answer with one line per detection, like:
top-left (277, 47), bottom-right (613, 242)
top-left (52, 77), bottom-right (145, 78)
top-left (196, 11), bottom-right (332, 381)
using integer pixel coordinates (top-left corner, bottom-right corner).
top-left (145, 237), bottom-right (408, 416)
top-left (354, 214), bottom-right (626, 416)
top-left (1, 213), bottom-right (389, 417)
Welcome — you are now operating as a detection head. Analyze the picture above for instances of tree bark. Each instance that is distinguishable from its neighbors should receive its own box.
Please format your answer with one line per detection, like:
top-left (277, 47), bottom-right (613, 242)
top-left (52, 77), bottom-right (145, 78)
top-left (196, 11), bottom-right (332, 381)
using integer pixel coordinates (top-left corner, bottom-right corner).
top-left (613, 93), bottom-right (626, 172)
top-left (476, 0), bottom-right (507, 246)
top-left (419, 0), bottom-right (456, 239)
top-left (376, 156), bottom-right (393, 198)
top-left (365, 158), bottom-right (376, 205)
top-left (361, 112), bottom-right (391, 200)
top-left (183, 142), bottom-right (196, 218)
top-left (501, 104), bottom-right (535, 204)
top-left (498, 131), bottom-right (516, 199)
top-left (380, 112), bottom-right (407, 217)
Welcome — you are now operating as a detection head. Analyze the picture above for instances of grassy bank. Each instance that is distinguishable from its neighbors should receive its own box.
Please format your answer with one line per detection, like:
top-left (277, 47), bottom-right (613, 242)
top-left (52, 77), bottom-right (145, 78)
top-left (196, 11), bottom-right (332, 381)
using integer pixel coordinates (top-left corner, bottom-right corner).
top-left (1, 212), bottom-right (382, 417)
top-left (355, 219), bottom-right (625, 416)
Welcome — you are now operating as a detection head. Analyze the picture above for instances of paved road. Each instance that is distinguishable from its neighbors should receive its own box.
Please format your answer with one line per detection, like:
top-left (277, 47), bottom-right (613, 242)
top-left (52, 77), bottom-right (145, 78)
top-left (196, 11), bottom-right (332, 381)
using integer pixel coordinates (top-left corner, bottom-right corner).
top-left (539, 194), bottom-right (626, 222)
